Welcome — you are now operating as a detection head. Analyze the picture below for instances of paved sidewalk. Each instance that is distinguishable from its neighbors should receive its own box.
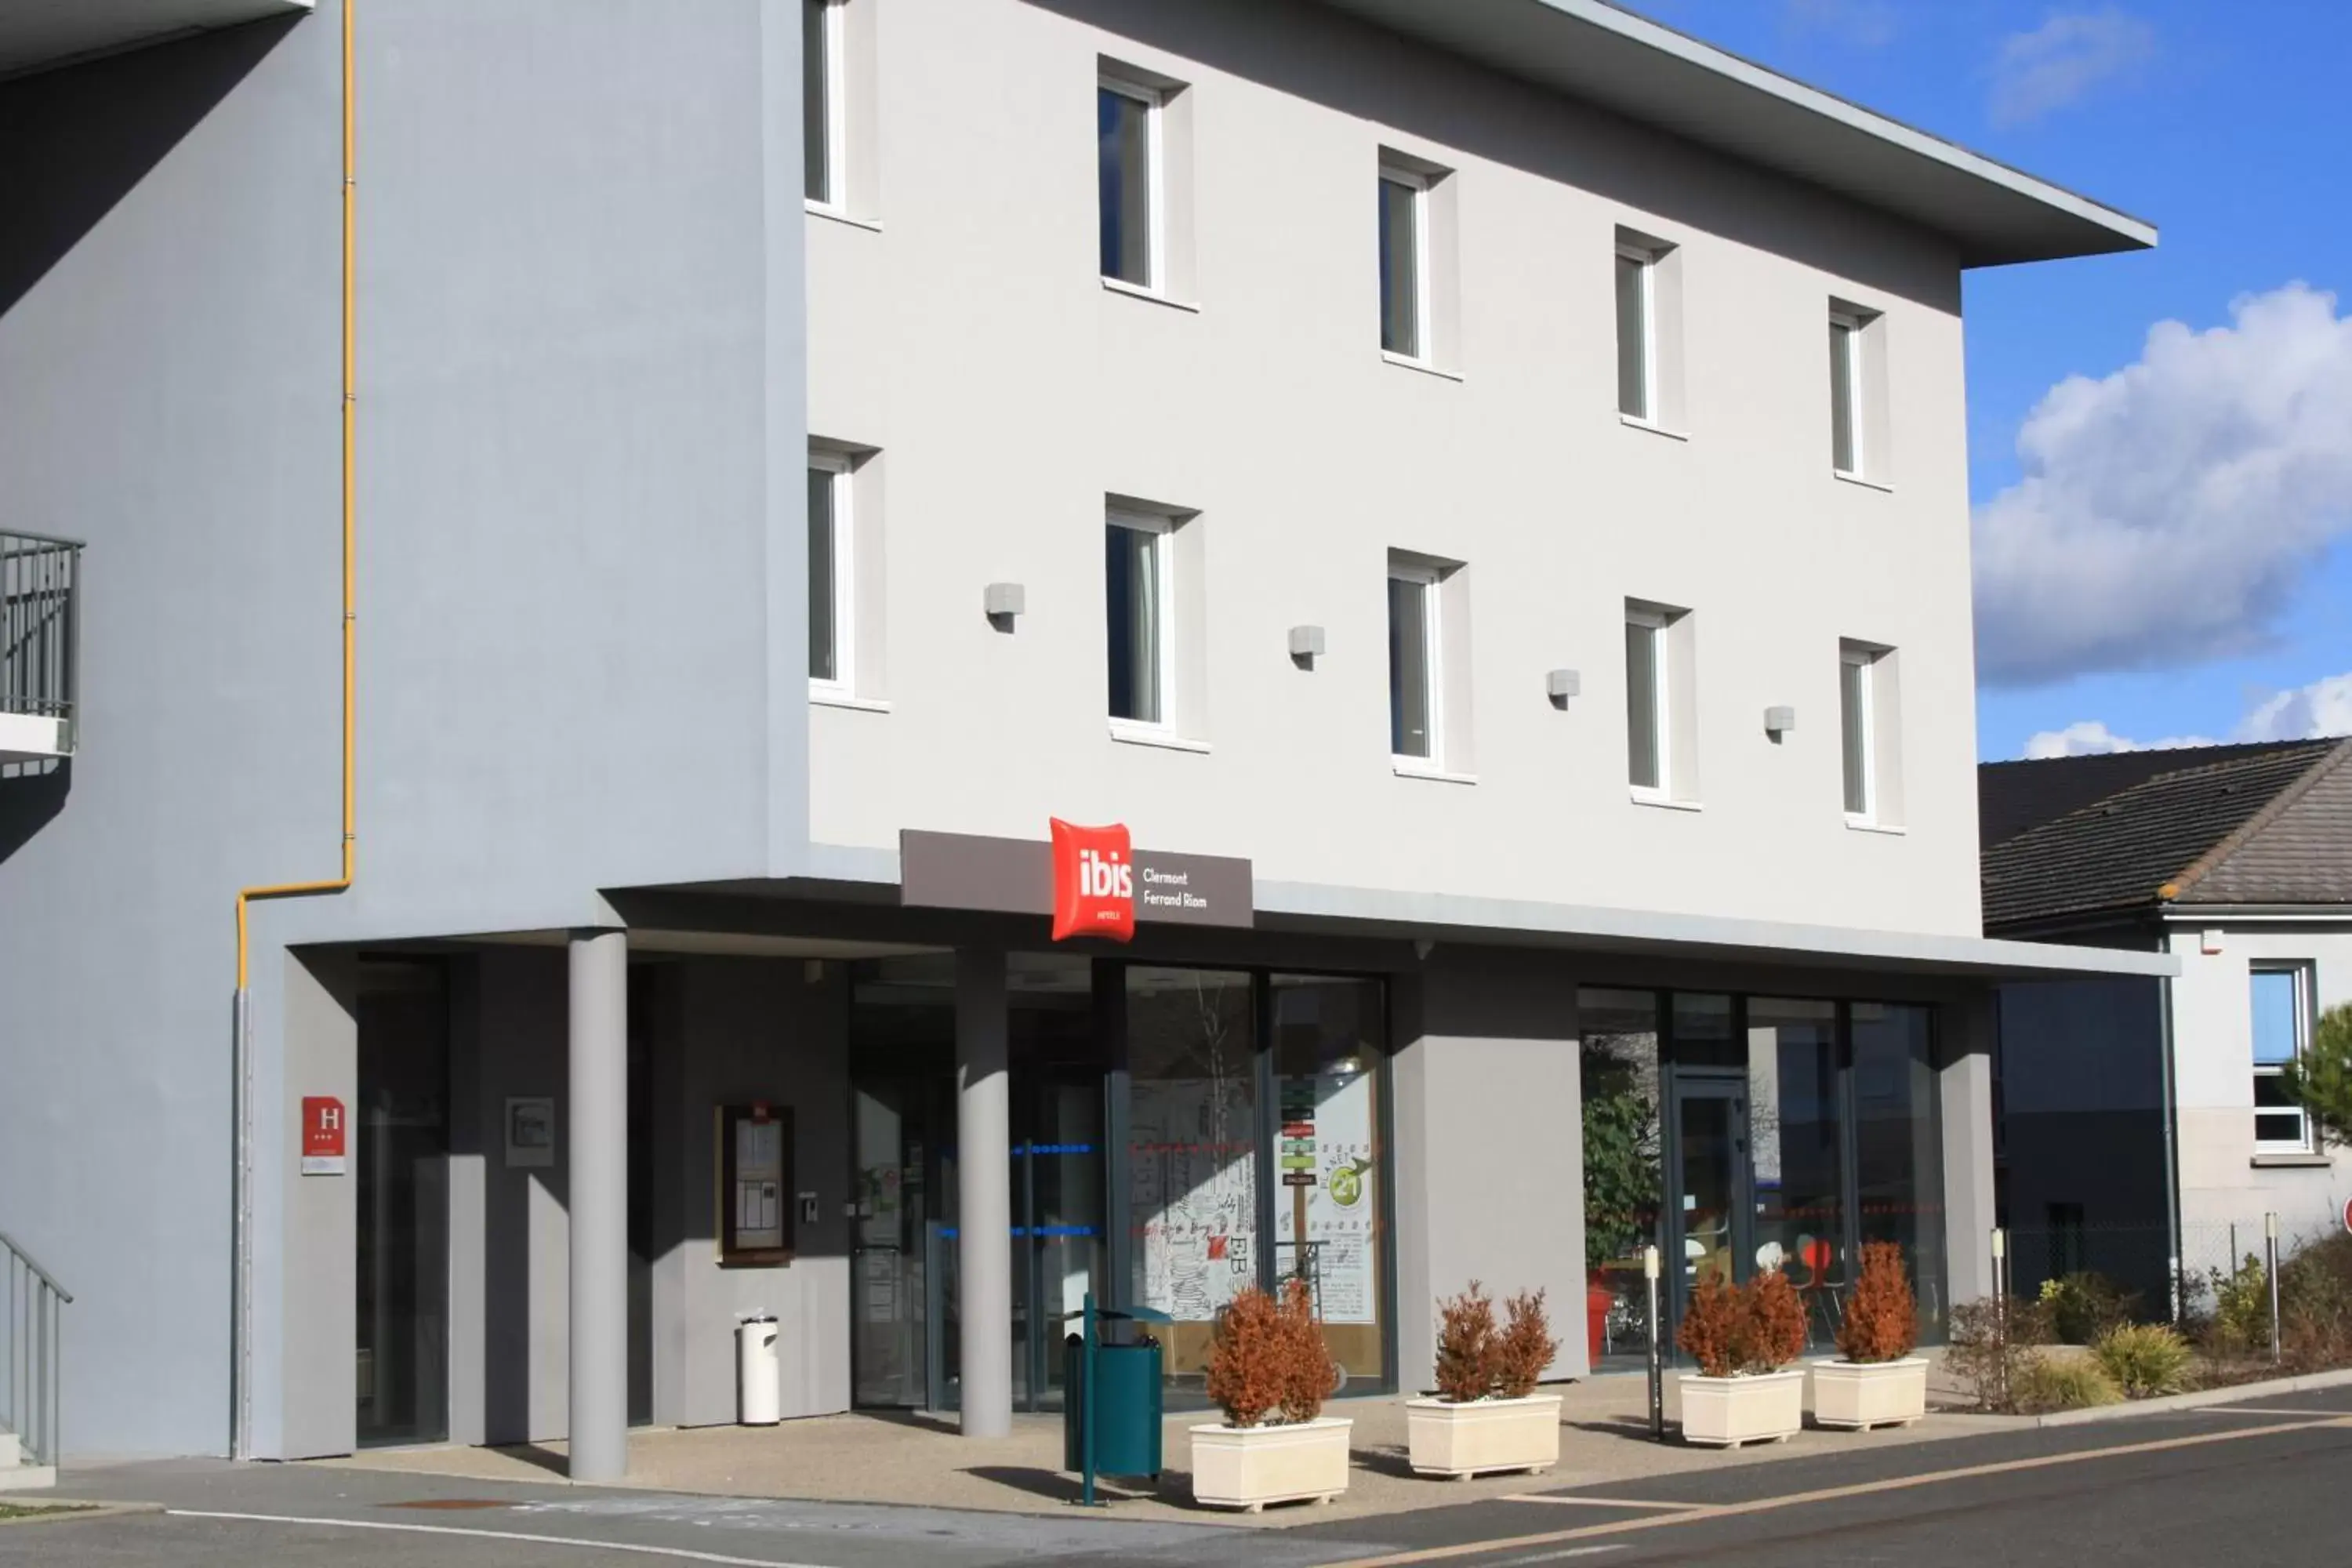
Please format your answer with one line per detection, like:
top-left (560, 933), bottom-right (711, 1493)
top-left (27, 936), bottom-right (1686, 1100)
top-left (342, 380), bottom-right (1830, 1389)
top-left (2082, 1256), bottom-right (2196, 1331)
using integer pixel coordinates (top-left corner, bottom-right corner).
top-left (320, 1362), bottom-right (2025, 1529)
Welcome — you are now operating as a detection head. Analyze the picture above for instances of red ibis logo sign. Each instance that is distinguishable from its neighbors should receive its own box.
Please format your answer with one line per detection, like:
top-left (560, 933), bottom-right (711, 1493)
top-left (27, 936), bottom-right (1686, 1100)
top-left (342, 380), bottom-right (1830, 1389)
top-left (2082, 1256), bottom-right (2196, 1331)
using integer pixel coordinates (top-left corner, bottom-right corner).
top-left (1050, 818), bottom-right (1134, 942)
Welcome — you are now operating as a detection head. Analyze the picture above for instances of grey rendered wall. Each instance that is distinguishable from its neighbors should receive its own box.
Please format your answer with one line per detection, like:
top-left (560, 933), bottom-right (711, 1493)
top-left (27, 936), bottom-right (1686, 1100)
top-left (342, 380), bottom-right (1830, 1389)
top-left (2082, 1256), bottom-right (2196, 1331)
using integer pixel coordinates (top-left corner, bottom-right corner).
top-left (808, 0), bottom-right (1984, 939)
top-left (1392, 951), bottom-right (1585, 1388)
top-left (669, 957), bottom-right (852, 1425)
top-left (0, 1), bottom-right (811, 1457)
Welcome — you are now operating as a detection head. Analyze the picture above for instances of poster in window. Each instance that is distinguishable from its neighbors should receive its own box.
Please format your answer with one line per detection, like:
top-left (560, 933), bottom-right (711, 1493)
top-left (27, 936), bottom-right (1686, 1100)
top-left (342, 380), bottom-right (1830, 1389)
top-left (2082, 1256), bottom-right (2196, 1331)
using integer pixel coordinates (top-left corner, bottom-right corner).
top-left (717, 1102), bottom-right (794, 1266)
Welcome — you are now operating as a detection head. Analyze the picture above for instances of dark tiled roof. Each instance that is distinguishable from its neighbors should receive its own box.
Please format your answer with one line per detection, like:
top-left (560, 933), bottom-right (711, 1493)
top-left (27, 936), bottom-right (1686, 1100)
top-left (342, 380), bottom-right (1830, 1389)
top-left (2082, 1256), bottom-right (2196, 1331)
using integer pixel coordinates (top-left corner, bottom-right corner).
top-left (1979, 739), bottom-right (2350, 931)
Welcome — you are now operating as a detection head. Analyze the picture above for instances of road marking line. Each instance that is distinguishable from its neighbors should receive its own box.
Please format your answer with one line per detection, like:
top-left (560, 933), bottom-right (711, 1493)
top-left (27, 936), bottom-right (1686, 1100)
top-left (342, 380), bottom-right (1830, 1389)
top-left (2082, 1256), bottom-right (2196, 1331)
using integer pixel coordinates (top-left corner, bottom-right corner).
top-left (1308, 1417), bottom-right (2352, 1568)
top-left (165, 1510), bottom-right (837, 1568)
top-left (1497, 1495), bottom-right (1709, 1511)
top-left (1484, 1546), bottom-right (1625, 1565)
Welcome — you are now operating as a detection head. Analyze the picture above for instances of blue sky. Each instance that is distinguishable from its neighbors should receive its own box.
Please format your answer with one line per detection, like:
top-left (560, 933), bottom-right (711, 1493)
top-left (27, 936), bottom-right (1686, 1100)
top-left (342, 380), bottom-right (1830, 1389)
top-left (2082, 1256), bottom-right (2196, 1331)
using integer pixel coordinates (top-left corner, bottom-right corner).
top-left (1630, 1), bottom-right (2352, 760)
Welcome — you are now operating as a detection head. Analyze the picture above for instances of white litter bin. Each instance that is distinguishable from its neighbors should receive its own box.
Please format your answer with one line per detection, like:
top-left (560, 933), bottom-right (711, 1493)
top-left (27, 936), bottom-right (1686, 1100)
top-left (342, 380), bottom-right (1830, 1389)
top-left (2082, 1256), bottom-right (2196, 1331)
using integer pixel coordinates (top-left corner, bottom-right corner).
top-left (736, 1312), bottom-right (780, 1425)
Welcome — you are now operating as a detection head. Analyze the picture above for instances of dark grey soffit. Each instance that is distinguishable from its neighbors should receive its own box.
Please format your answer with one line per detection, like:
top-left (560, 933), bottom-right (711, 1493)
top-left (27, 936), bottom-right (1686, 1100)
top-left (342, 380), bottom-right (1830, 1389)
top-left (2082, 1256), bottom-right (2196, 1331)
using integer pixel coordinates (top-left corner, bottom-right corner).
top-left (0, 0), bottom-right (310, 80)
top-left (740, 844), bottom-right (2177, 983)
top-left (1316, 0), bottom-right (2154, 267)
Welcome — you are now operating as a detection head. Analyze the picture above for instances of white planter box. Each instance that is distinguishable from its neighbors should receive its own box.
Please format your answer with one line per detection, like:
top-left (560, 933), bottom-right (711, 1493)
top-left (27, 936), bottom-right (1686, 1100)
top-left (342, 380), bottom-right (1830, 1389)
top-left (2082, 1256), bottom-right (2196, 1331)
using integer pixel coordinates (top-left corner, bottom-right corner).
top-left (1406, 1393), bottom-right (1563, 1479)
top-left (1188, 1417), bottom-right (1352, 1512)
top-left (1809, 1357), bottom-right (1928, 1430)
top-left (1679, 1369), bottom-right (1805, 1448)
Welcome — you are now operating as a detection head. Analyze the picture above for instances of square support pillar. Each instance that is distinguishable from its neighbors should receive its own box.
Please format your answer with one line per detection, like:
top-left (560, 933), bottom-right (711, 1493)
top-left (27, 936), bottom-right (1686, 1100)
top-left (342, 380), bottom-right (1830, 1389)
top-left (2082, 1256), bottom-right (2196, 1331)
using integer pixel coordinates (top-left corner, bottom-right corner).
top-left (568, 928), bottom-right (630, 1481)
top-left (954, 948), bottom-right (1013, 1438)
top-left (1940, 989), bottom-right (2000, 1308)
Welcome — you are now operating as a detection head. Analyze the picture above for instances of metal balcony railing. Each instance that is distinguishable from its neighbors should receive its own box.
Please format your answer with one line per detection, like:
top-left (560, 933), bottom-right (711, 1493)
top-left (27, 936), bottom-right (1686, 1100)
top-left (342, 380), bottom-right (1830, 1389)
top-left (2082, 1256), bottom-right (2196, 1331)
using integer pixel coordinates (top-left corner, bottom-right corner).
top-left (1, 532), bottom-right (82, 750)
top-left (2, 1230), bottom-right (71, 1468)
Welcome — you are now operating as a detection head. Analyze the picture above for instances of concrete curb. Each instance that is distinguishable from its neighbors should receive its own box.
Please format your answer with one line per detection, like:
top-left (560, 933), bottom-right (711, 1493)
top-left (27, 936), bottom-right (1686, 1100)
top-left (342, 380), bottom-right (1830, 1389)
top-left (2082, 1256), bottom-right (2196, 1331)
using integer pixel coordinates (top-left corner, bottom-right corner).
top-left (2028, 1366), bottom-right (2352, 1428)
top-left (0, 1500), bottom-right (165, 1526)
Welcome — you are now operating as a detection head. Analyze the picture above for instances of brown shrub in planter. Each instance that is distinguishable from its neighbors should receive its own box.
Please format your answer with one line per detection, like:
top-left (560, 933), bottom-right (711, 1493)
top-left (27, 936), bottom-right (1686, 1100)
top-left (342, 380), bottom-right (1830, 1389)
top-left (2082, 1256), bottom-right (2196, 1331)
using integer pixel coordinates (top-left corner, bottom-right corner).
top-left (1276, 1276), bottom-right (1339, 1425)
top-left (1494, 1289), bottom-right (1559, 1399)
top-left (1434, 1282), bottom-right (1501, 1402)
top-left (1677, 1273), bottom-right (1746, 1378)
top-left (1837, 1241), bottom-right (1918, 1363)
top-left (1207, 1287), bottom-right (1288, 1428)
top-left (1748, 1266), bottom-right (1808, 1373)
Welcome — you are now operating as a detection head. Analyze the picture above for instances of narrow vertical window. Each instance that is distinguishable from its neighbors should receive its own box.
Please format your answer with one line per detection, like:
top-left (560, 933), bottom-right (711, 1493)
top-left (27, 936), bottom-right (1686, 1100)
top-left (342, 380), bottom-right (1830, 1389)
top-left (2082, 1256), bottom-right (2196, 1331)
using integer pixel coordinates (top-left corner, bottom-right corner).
top-left (1625, 614), bottom-right (1666, 793)
top-left (1377, 170), bottom-right (1425, 359)
top-left (2251, 965), bottom-right (2313, 1150)
top-left (1106, 511), bottom-right (1171, 727)
top-left (1098, 81), bottom-right (1159, 288)
top-left (1829, 310), bottom-right (1861, 475)
top-left (1615, 245), bottom-right (1653, 419)
top-left (807, 455), bottom-right (851, 689)
top-left (803, 0), bottom-right (841, 205)
top-left (1387, 568), bottom-right (1438, 760)
top-left (1840, 648), bottom-right (1874, 819)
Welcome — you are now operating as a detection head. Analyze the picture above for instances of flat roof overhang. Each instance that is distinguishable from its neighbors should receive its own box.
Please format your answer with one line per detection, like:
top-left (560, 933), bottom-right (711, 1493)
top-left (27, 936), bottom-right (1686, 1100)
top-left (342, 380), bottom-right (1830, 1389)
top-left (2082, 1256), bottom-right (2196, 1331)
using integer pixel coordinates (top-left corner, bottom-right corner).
top-left (1318, 0), bottom-right (2155, 267)
top-left (643, 845), bottom-right (2181, 986)
top-left (0, 0), bottom-right (310, 81)
top-left (1252, 880), bottom-right (2178, 982)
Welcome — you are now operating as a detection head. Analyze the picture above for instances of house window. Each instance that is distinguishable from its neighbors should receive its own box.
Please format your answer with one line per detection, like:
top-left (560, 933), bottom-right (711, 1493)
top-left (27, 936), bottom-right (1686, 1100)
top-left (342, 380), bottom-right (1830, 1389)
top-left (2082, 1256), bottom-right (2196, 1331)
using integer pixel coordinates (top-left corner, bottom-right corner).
top-left (1106, 509), bottom-right (1174, 728)
top-left (1377, 167), bottom-right (1427, 360)
top-left (1387, 564), bottom-right (1439, 761)
top-left (808, 452), bottom-right (853, 690)
top-left (1625, 612), bottom-right (1668, 794)
top-left (1098, 78), bottom-right (1160, 289)
top-left (2252, 964), bottom-right (2314, 1150)
top-left (1829, 310), bottom-right (1860, 474)
top-left (1841, 646), bottom-right (1875, 820)
top-left (1615, 243), bottom-right (1655, 420)
top-left (803, 0), bottom-right (844, 206)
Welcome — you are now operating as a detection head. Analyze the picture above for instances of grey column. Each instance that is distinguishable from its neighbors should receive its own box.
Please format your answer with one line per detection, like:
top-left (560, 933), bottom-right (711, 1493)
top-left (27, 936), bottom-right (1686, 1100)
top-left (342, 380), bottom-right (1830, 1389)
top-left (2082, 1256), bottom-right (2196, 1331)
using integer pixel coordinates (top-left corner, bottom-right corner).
top-left (1940, 989), bottom-right (2000, 1306)
top-left (955, 948), bottom-right (1013, 1438)
top-left (568, 928), bottom-right (630, 1481)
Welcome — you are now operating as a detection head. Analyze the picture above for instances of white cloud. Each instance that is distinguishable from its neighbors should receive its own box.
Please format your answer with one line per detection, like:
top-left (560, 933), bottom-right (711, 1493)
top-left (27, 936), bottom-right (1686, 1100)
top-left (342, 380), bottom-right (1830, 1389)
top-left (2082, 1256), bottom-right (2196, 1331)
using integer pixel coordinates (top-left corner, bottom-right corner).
top-left (1990, 9), bottom-right (2156, 126)
top-left (1973, 283), bottom-right (2352, 688)
top-left (2020, 670), bottom-right (2352, 758)
top-left (2021, 720), bottom-right (2216, 759)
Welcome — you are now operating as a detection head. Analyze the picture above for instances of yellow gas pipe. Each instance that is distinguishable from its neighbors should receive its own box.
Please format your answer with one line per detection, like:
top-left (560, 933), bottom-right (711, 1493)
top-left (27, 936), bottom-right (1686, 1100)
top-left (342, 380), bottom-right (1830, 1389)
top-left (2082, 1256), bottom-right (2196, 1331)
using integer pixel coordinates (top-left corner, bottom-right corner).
top-left (235, 0), bottom-right (357, 990)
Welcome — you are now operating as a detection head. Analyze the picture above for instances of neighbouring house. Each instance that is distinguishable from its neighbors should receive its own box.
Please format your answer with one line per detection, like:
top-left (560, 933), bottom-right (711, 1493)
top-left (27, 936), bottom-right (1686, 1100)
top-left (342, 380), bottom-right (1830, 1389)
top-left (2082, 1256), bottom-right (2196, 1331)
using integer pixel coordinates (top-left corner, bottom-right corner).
top-left (1984, 738), bottom-right (2352, 1309)
top-left (0, 0), bottom-right (2159, 1472)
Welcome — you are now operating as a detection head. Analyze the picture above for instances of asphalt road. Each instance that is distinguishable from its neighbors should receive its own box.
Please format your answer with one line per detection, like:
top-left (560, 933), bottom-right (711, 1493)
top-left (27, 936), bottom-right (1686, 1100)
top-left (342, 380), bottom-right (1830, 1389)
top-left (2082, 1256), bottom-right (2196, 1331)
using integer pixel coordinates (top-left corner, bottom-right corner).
top-left (13, 1386), bottom-right (2351, 1568)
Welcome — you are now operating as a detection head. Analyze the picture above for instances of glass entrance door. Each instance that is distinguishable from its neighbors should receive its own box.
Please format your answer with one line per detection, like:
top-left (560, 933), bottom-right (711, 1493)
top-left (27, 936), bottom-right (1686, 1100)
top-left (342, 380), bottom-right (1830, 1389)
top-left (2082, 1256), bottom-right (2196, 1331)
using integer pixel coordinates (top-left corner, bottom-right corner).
top-left (1669, 1077), bottom-right (1751, 1336)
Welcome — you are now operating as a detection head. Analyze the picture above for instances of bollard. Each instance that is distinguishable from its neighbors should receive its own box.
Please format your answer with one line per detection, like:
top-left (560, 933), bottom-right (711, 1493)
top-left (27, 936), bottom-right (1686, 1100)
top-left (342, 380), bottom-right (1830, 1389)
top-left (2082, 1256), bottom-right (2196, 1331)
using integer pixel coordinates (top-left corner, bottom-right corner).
top-left (2266, 1213), bottom-right (2282, 1365)
top-left (1644, 1245), bottom-right (1664, 1443)
top-left (1991, 1227), bottom-right (2009, 1408)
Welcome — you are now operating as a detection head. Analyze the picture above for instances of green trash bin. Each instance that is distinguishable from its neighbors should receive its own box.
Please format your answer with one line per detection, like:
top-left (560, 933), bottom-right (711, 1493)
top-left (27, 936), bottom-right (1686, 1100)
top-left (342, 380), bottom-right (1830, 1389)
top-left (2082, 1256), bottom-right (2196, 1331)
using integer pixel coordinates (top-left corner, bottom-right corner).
top-left (1062, 1334), bottom-right (1163, 1479)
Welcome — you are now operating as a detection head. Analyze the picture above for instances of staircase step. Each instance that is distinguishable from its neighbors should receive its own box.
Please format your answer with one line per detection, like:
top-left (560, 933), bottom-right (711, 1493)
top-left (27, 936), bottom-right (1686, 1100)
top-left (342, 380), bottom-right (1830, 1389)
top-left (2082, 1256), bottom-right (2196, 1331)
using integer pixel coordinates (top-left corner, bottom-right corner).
top-left (0, 1465), bottom-right (56, 1494)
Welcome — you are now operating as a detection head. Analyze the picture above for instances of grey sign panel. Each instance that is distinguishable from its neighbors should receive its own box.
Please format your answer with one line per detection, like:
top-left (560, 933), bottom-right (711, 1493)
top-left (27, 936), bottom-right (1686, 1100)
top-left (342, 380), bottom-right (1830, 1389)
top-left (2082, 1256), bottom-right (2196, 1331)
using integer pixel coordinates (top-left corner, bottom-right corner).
top-left (898, 830), bottom-right (1253, 929)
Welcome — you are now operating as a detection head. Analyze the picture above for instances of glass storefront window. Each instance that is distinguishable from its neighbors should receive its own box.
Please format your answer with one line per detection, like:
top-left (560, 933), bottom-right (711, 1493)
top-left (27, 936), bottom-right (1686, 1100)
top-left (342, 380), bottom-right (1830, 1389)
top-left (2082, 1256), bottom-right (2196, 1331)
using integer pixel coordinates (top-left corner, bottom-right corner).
top-left (1853, 1001), bottom-right (1946, 1336)
top-left (1748, 998), bottom-right (1844, 1346)
top-left (1270, 975), bottom-right (1388, 1390)
top-left (1124, 967), bottom-right (1258, 1388)
top-left (1578, 989), bottom-right (1664, 1367)
top-left (1671, 992), bottom-right (1740, 1067)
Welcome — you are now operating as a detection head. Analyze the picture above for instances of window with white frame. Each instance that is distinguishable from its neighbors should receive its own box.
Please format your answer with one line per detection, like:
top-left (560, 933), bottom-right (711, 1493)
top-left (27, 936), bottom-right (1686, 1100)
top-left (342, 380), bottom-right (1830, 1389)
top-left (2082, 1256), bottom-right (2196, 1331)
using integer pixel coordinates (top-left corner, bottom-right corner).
top-left (1098, 76), bottom-right (1160, 289)
top-left (1828, 302), bottom-right (1889, 479)
top-left (807, 452), bottom-right (853, 691)
top-left (1625, 610), bottom-right (1668, 794)
top-left (803, 0), bottom-right (845, 207)
top-left (1106, 507), bottom-right (1175, 728)
top-left (1377, 165), bottom-right (1428, 360)
top-left (1841, 644), bottom-right (1877, 821)
top-left (1388, 562), bottom-right (1440, 761)
top-left (2252, 963), bottom-right (2315, 1150)
top-left (1615, 241), bottom-right (1657, 420)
